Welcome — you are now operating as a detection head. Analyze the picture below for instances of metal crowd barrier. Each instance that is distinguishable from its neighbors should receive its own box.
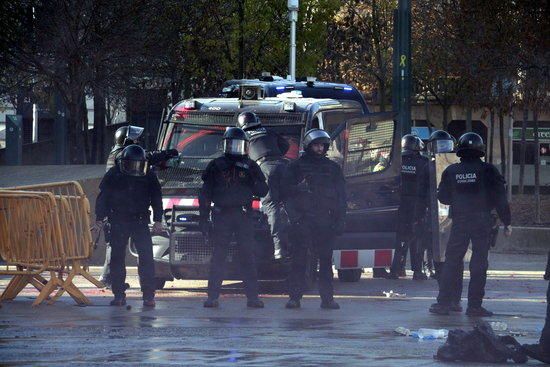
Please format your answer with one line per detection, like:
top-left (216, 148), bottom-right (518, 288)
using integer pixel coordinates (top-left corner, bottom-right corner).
top-left (0, 181), bottom-right (102, 306)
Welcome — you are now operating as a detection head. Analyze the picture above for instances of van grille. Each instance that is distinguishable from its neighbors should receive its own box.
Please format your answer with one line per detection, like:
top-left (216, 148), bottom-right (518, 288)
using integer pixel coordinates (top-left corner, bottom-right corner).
top-left (170, 231), bottom-right (238, 264)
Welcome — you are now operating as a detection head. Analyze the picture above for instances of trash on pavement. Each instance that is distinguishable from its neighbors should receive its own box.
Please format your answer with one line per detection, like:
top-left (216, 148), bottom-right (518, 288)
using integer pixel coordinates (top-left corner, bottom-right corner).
top-left (394, 327), bottom-right (447, 340)
top-left (395, 327), bottom-right (411, 336)
top-left (383, 290), bottom-right (406, 298)
top-left (489, 321), bottom-right (508, 332)
top-left (435, 321), bottom-right (527, 363)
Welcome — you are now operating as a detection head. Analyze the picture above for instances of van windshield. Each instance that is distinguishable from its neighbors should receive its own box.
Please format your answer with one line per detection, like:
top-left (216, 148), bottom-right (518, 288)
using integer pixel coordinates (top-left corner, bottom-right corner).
top-left (158, 121), bottom-right (302, 189)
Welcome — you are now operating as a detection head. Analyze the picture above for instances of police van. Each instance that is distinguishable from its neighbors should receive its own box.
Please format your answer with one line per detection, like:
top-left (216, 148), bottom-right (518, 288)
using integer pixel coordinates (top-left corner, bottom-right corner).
top-left (138, 92), bottom-right (400, 289)
top-left (221, 76), bottom-right (370, 113)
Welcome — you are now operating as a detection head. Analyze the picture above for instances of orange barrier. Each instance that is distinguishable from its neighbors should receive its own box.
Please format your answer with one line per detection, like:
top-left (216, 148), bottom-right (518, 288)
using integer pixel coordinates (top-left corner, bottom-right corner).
top-left (1, 181), bottom-right (102, 306)
top-left (0, 191), bottom-right (68, 306)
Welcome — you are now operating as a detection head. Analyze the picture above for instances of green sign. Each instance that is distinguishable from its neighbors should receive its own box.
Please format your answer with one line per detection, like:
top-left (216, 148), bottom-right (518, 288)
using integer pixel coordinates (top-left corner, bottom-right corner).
top-left (512, 128), bottom-right (550, 142)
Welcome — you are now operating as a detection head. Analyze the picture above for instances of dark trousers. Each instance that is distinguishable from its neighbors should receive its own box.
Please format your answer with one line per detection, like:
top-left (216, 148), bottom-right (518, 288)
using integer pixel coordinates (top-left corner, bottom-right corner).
top-left (259, 159), bottom-right (289, 255)
top-left (437, 214), bottom-right (491, 308)
top-left (391, 220), bottom-right (423, 273)
top-left (288, 221), bottom-right (335, 302)
top-left (109, 221), bottom-right (155, 299)
top-left (540, 281), bottom-right (550, 349)
top-left (207, 208), bottom-right (259, 300)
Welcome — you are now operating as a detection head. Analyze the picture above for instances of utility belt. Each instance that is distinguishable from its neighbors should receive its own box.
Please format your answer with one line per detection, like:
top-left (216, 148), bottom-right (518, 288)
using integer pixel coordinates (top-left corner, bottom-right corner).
top-left (256, 156), bottom-right (283, 165)
top-left (213, 205), bottom-right (252, 215)
top-left (451, 210), bottom-right (491, 221)
top-left (108, 210), bottom-right (151, 222)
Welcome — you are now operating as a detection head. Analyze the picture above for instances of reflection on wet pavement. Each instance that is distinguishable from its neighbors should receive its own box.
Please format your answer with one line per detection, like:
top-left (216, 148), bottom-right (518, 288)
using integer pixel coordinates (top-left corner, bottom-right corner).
top-left (0, 259), bottom-right (547, 366)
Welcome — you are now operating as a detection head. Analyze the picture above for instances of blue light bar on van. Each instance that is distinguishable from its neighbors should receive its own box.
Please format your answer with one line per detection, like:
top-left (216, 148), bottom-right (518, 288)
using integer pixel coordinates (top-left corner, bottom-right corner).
top-left (344, 86), bottom-right (353, 91)
top-left (276, 86), bottom-right (286, 91)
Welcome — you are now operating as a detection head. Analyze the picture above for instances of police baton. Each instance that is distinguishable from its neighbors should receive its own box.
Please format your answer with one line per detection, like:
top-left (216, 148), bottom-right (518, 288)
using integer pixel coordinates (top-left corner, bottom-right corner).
top-left (488, 213), bottom-right (499, 249)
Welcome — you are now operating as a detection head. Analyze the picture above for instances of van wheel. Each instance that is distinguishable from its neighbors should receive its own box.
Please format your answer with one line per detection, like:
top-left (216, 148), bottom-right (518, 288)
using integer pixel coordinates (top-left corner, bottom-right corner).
top-left (154, 278), bottom-right (166, 290)
top-left (338, 269), bottom-right (362, 282)
top-left (304, 250), bottom-right (318, 290)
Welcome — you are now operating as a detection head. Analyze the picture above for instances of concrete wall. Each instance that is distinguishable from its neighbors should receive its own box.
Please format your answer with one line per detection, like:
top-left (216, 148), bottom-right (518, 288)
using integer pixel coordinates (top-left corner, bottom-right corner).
top-left (493, 226), bottom-right (550, 254)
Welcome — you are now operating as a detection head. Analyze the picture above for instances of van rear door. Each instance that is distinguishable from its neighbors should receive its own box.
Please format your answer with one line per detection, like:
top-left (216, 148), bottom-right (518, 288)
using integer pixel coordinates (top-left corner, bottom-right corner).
top-left (336, 112), bottom-right (401, 250)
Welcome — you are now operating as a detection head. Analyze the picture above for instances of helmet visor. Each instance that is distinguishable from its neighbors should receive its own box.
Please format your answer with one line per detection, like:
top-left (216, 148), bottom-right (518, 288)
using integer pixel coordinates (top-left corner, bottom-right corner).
top-left (223, 139), bottom-right (247, 156)
top-left (120, 159), bottom-right (148, 176)
top-left (430, 139), bottom-right (454, 154)
top-left (127, 126), bottom-right (144, 141)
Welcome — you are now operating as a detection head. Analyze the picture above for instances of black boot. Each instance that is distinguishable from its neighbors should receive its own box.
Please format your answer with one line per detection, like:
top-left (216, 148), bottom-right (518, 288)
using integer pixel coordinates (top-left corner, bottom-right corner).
top-left (320, 299), bottom-right (340, 310)
top-left (449, 302), bottom-right (463, 312)
top-left (247, 298), bottom-right (264, 308)
top-left (466, 306), bottom-right (493, 317)
top-left (413, 271), bottom-right (428, 281)
top-left (203, 298), bottom-right (219, 308)
top-left (429, 302), bottom-right (450, 315)
top-left (285, 299), bottom-right (301, 309)
top-left (110, 295), bottom-right (126, 306)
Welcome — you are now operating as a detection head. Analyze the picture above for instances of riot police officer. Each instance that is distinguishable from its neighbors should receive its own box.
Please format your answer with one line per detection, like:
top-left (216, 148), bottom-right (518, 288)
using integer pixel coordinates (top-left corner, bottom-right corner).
top-left (95, 144), bottom-right (163, 307)
top-left (523, 251), bottom-right (550, 363)
top-left (429, 132), bottom-right (512, 317)
top-left (99, 125), bottom-right (145, 287)
top-left (283, 128), bottom-right (346, 310)
top-left (106, 125), bottom-right (178, 171)
top-left (106, 125), bottom-right (145, 170)
top-left (100, 125), bottom-right (177, 287)
top-left (237, 112), bottom-right (290, 260)
top-left (389, 134), bottom-right (430, 280)
top-left (199, 127), bottom-right (268, 308)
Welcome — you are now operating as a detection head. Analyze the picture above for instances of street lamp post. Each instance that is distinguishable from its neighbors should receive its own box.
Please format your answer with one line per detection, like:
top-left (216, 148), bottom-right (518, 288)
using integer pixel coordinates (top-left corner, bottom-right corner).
top-left (288, 0), bottom-right (299, 80)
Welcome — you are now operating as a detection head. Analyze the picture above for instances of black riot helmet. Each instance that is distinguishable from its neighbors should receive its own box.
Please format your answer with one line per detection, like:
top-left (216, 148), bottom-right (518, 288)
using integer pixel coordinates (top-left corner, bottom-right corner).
top-left (303, 128), bottom-right (331, 155)
top-left (118, 144), bottom-right (148, 176)
top-left (223, 127), bottom-right (249, 156)
top-left (236, 112), bottom-right (261, 131)
top-left (114, 125), bottom-right (144, 147)
top-left (401, 134), bottom-right (424, 153)
top-left (428, 130), bottom-right (455, 154)
top-left (456, 132), bottom-right (485, 157)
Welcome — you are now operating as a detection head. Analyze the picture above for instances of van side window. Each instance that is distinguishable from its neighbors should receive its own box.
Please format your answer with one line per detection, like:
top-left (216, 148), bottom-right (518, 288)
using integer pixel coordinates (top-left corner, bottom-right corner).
top-left (320, 110), bottom-right (362, 166)
top-left (344, 119), bottom-right (394, 176)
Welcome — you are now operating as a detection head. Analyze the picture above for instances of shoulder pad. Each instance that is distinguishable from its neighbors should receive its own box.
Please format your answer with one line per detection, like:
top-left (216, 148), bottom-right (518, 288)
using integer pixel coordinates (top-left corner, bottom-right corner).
top-left (248, 127), bottom-right (267, 139)
top-left (234, 161), bottom-right (250, 170)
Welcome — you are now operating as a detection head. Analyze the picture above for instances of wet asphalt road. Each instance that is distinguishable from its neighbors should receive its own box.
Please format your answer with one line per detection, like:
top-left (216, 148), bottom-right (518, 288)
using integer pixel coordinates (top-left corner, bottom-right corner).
top-left (0, 253), bottom-right (548, 366)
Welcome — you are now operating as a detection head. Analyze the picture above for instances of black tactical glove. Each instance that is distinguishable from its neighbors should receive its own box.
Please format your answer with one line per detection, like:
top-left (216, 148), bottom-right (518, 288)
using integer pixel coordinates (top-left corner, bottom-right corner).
top-left (166, 149), bottom-right (179, 158)
top-left (199, 218), bottom-right (211, 237)
top-left (333, 218), bottom-right (345, 235)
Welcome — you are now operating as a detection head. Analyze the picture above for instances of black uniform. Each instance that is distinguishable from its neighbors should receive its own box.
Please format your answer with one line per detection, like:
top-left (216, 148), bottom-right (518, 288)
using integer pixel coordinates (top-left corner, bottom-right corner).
top-left (391, 151), bottom-right (429, 275)
top-left (247, 127), bottom-right (290, 258)
top-left (283, 152), bottom-right (346, 303)
top-left (95, 166), bottom-right (163, 300)
top-left (435, 156), bottom-right (511, 309)
top-left (199, 155), bottom-right (268, 301)
top-left (101, 145), bottom-right (177, 283)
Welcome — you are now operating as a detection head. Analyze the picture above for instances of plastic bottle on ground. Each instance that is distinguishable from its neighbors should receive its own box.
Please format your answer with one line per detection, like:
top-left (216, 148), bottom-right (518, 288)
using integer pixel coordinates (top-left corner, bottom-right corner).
top-left (415, 328), bottom-right (448, 340)
top-left (395, 327), bottom-right (411, 336)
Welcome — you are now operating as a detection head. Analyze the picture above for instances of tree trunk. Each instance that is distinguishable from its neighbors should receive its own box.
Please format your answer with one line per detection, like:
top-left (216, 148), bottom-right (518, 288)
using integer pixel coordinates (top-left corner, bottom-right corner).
top-left (442, 105), bottom-right (449, 131)
top-left (465, 107), bottom-right (472, 132)
top-left (488, 109), bottom-right (495, 164)
top-left (518, 107), bottom-right (528, 195)
top-left (93, 88), bottom-right (106, 163)
top-left (424, 89), bottom-right (430, 127)
top-left (499, 108), bottom-right (506, 176)
top-left (238, 0), bottom-right (245, 78)
top-left (81, 98), bottom-right (90, 164)
top-left (67, 101), bottom-right (85, 164)
top-left (379, 79), bottom-right (386, 112)
top-left (533, 109), bottom-right (541, 223)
